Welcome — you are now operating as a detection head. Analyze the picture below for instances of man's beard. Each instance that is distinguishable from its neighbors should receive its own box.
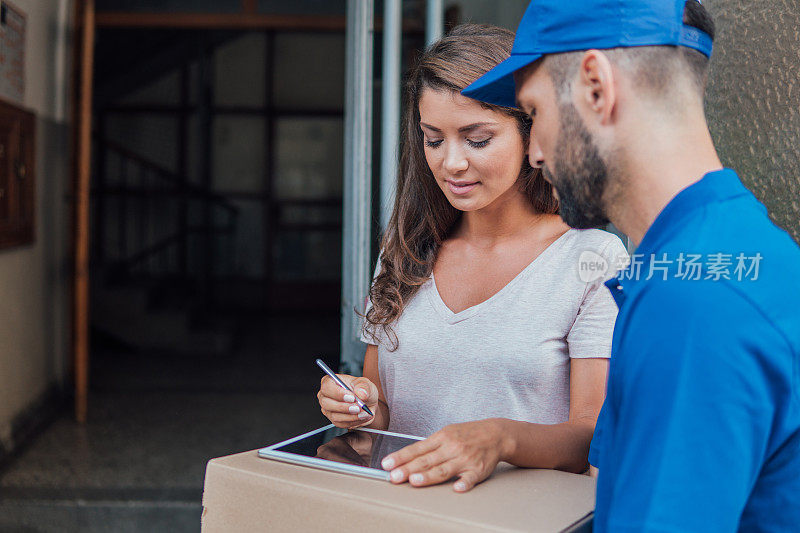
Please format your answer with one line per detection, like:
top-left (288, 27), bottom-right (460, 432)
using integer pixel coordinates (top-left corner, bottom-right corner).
top-left (543, 102), bottom-right (610, 229)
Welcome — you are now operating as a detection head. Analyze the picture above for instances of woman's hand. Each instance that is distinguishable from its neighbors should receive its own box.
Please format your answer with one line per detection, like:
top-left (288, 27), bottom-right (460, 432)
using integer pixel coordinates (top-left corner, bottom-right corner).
top-left (317, 373), bottom-right (379, 429)
top-left (380, 419), bottom-right (512, 492)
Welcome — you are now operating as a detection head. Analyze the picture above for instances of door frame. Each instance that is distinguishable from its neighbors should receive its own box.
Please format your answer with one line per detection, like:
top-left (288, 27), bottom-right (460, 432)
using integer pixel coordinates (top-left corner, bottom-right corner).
top-left (70, 0), bottom-right (94, 423)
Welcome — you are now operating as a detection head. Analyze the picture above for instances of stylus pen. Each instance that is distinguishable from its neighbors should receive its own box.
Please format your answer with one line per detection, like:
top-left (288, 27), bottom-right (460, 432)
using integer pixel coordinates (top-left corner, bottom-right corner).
top-left (315, 358), bottom-right (374, 417)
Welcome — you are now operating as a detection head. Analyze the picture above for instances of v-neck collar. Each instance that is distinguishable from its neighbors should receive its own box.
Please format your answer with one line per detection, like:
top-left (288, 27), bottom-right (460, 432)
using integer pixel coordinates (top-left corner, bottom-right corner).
top-left (427, 229), bottom-right (574, 325)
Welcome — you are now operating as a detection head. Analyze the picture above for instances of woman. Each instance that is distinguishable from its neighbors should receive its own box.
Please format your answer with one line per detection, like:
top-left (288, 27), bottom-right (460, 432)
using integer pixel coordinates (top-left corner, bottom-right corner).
top-left (317, 24), bottom-right (626, 492)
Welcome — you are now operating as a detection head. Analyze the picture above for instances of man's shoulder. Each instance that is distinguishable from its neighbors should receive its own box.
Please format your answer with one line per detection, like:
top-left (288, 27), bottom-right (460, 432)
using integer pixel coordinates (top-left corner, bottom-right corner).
top-left (647, 202), bottom-right (800, 337)
top-left (626, 277), bottom-right (797, 367)
top-left (633, 277), bottom-right (755, 320)
top-left (685, 186), bottom-right (800, 260)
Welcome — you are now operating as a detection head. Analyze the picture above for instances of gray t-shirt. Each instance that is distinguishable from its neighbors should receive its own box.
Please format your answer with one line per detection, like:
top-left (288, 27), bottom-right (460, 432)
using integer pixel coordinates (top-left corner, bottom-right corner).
top-left (361, 228), bottom-right (628, 438)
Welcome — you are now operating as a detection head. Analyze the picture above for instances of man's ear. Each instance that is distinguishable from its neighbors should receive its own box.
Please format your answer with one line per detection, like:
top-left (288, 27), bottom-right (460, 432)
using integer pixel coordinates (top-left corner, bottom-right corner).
top-left (575, 50), bottom-right (616, 126)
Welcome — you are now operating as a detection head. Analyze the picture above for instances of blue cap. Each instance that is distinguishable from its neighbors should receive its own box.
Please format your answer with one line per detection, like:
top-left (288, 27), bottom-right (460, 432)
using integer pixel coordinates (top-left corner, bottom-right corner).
top-left (462, 0), bottom-right (713, 107)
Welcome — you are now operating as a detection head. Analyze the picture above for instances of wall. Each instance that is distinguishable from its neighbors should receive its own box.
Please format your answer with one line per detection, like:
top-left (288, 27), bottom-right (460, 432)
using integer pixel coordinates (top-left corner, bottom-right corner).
top-left (0, 0), bottom-right (71, 450)
top-left (704, 0), bottom-right (800, 243)
top-left (447, 0), bottom-right (528, 31)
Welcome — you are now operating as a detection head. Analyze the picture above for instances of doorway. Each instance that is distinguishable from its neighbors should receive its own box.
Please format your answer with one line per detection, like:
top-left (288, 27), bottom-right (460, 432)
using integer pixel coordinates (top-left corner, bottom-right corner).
top-left (72, 3), bottom-right (349, 419)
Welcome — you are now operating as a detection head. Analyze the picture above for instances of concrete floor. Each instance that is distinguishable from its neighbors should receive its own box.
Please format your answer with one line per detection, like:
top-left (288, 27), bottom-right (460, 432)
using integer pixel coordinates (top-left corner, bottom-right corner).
top-left (0, 314), bottom-right (341, 532)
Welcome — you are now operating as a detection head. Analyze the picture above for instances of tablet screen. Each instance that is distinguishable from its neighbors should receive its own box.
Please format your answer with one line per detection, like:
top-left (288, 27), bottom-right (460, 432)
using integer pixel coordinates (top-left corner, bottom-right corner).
top-left (272, 427), bottom-right (420, 470)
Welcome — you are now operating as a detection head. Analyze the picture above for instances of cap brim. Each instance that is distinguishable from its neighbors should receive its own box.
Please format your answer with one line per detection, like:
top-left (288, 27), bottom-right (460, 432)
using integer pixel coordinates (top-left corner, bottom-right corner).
top-left (461, 53), bottom-right (542, 108)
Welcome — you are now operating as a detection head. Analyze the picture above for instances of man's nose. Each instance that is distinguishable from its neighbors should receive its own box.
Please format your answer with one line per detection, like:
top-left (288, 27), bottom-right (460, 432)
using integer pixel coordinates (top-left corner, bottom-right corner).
top-left (528, 133), bottom-right (544, 168)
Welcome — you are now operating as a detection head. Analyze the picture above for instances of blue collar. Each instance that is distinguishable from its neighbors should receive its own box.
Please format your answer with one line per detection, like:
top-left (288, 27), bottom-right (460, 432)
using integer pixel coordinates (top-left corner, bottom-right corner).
top-left (634, 168), bottom-right (748, 259)
top-left (605, 168), bottom-right (749, 306)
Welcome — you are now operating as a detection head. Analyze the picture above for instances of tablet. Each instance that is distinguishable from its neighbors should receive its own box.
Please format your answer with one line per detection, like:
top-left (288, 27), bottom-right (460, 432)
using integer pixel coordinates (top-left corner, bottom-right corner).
top-left (258, 424), bottom-right (424, 481)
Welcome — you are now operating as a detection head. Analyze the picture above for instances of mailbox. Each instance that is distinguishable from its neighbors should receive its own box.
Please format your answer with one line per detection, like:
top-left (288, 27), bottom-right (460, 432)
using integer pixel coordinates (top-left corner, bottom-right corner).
top-left (0, 98), bottom-right (35, 249)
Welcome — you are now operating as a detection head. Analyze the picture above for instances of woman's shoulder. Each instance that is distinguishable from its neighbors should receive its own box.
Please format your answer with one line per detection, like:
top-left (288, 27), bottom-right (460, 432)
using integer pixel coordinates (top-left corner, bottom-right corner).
top-left (548, 228), bottom-right (629, 279)
top-left (559, 227), bottom-right (628, 256)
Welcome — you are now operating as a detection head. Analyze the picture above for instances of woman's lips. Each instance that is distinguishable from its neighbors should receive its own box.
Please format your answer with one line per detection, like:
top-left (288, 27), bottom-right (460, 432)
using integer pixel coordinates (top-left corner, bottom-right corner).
top-left (446, 180), bottom-right (479, 195)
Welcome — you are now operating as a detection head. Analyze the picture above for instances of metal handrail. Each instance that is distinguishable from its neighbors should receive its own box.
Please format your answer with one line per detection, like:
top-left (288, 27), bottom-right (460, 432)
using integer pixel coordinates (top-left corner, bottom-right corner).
top-left (98, 138), bottom-right (240, 216)
top-left (112, 225), bottom-right (235, 274)
top-left (94, 137), bottom-right (239, 284)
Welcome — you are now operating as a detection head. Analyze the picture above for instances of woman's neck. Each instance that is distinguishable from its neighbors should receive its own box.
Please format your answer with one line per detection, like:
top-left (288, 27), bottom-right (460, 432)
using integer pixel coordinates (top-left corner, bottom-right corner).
top-left (456, 188), bottom-right (546, 247)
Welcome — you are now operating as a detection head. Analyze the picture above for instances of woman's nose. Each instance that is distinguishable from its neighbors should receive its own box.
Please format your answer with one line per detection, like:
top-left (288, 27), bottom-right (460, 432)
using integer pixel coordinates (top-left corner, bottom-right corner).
top-left (443, 145), bottom-right (469, 174)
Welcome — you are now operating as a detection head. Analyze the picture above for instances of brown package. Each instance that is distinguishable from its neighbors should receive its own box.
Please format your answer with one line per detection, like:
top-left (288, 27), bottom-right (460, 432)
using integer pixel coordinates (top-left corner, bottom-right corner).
top-left (202, 450), bottom-right (595, 532)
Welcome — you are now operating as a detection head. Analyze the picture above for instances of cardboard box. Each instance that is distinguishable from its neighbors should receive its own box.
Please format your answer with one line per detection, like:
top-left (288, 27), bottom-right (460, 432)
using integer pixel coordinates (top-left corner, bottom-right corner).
top-left (202, 450), bottom-right (595, 532)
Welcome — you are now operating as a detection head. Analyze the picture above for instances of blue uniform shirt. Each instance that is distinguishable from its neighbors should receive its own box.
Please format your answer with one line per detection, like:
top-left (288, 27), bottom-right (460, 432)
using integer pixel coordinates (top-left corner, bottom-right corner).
top-left (590, 169), bottom-right (800, 532)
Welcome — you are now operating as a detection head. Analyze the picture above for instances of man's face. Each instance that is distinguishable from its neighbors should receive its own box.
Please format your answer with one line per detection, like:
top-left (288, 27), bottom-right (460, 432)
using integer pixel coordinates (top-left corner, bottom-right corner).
top-left (516, 61), bottom-right (610, 229)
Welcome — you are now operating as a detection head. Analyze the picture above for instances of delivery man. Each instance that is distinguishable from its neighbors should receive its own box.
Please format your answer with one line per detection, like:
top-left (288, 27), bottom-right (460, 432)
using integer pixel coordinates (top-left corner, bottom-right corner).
top-left (463, 0), bottom-right (800, 531)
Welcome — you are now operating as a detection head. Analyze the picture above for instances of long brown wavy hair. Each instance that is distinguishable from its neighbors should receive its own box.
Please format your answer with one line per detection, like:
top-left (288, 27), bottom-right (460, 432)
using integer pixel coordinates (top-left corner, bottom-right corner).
top-left (364, 24), bottom-right (558, 349)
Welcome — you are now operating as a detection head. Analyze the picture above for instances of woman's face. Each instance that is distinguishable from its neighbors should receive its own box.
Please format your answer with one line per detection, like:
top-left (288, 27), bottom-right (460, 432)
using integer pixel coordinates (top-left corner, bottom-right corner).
top-left (418, 88), bottom-right (526, 212)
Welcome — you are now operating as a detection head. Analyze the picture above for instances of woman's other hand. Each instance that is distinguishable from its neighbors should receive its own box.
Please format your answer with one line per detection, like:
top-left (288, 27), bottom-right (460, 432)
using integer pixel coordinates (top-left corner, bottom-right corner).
top-left (317, 373), bottom-right (379, 429)
top-left (379, 418), bottom-right (512, 492)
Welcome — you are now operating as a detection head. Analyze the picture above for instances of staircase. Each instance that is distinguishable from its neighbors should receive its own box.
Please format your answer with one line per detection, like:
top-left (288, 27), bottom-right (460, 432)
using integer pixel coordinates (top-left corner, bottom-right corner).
top-left (91, 281), bottom-right (234, 357)
top-left (91, 138), bottom-right (239, 357)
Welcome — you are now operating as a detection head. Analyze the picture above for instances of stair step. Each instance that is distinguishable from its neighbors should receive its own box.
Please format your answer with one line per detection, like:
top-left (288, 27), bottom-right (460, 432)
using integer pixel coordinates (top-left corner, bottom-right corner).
top-left (91, 284), bottom-right (235, 356)
top-left (91, 285), bottom-right (151, 316)
top-left (0, 499), bottom-right (200, 533)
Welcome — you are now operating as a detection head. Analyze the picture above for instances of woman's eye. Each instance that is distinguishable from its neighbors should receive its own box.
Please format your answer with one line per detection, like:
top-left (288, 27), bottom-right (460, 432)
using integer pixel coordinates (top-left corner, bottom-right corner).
top-left (466, 138), bottom-right (490, 148)
top-left (424, 139), bottom-right (443, 148)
